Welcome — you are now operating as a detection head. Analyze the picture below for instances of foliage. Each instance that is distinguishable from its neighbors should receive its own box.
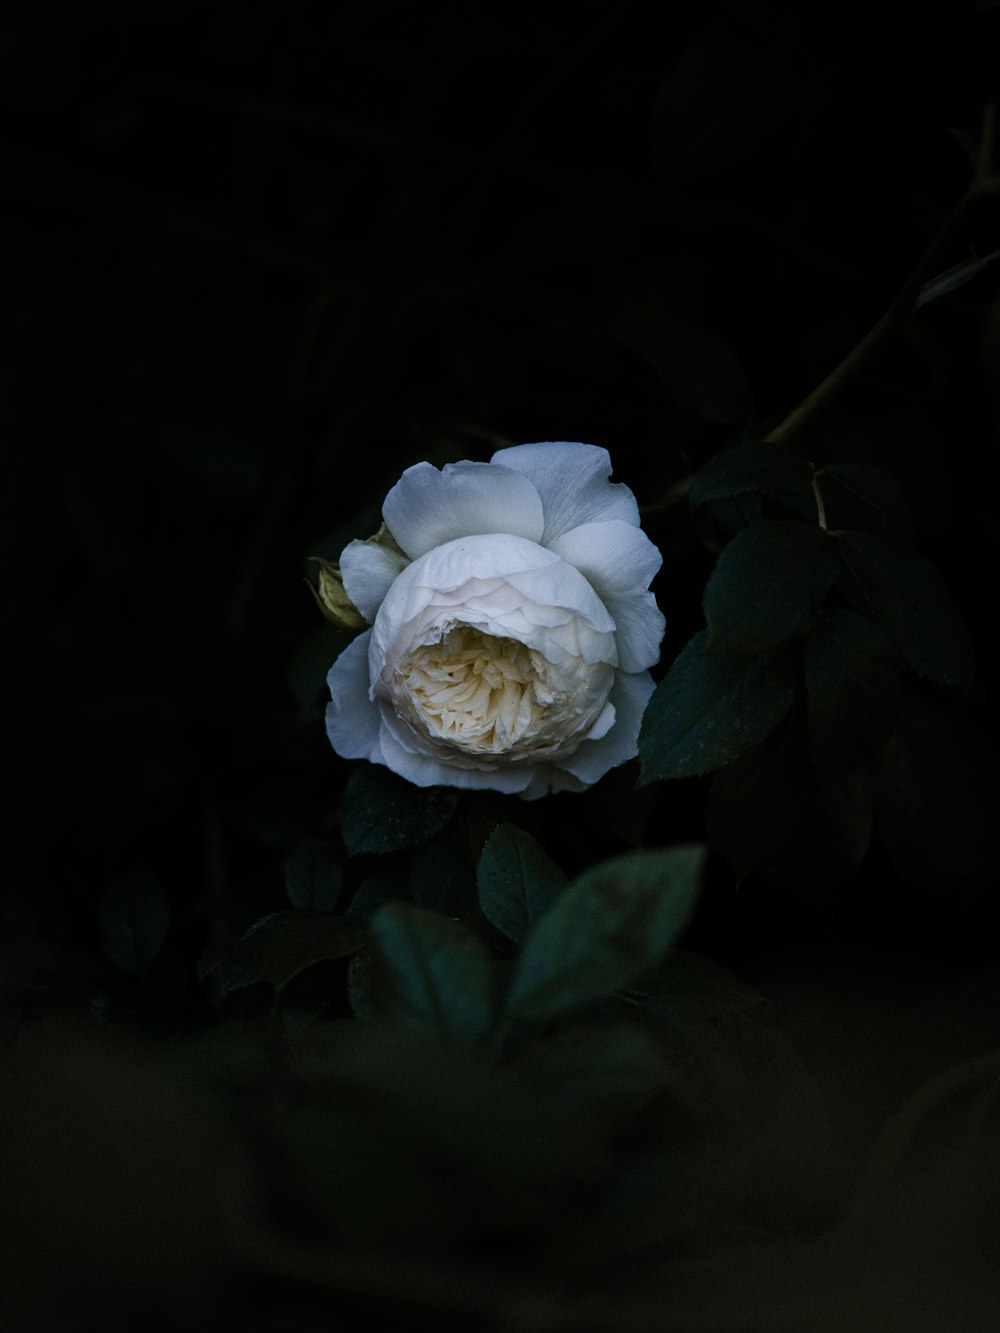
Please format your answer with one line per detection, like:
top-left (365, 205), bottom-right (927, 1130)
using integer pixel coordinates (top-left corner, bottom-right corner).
top-left (639, 444), bottom-right (994, 896)
top-left (4, 4), bottom-right (999, 1330)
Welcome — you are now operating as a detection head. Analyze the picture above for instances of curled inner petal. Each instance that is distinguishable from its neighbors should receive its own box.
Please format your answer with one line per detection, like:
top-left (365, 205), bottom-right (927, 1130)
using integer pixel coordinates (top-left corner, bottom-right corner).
top-left (386, 624), bottom-right (614, 761)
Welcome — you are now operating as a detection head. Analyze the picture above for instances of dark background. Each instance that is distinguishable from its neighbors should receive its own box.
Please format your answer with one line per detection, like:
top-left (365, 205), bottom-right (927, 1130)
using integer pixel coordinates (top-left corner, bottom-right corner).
top-left (4, 0), bottom-right (998, 966)
top-left (2, 2), bottom-right (1000, 1328)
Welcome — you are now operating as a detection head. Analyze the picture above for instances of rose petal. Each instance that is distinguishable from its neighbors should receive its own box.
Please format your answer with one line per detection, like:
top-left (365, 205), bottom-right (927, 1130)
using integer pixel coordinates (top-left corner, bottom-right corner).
top-left (406, 533), bottom-right (559, 592)
top-left (491, 442), bottom-right (641, 544)
top-left (555, 669), bottom-right (655, 785)
top-left (371, 534), bottom-right (617, 676)
top-left (582, 697), bottom-right (617, 742)
top-left (600, 591), bottom-right (665, 674)
top-left (382, 461), bottom-right (545, 559)
top-left (340, 538), bottom-right (410, 622)
top-left (502, 562), bottom-right (615, 634)
top-left (549, 519), bottom-right (661, 599)
top-left (325, 632), bottom-right (383, 761)
top-left (326, 446), bottom-right (665, 800)
top-left (520, 766), bottom-right (588, 799)
top-left (549, 520), bottom-right (665, 672)
top-left (377, 712), bottom-right (536, 793)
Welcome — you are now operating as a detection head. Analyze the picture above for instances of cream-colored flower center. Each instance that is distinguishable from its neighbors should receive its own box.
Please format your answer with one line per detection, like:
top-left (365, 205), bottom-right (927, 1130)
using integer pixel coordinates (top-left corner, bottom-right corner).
top-left (391, 624), bottom-right (610, 759)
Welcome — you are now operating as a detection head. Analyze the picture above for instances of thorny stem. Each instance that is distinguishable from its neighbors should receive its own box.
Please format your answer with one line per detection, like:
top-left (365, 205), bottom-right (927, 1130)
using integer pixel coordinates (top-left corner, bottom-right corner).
top-left (766, 104), bottom-right (999, 447)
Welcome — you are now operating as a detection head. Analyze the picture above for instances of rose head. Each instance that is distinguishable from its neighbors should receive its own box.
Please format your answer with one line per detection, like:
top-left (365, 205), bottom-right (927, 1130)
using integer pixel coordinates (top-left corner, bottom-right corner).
top-left (325, 442), bottom-right (665, 798)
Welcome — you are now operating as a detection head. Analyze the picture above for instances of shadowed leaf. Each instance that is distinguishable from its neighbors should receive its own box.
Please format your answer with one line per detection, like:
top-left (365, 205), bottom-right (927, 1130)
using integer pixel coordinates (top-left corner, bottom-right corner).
top-left (639, 630), bottom-right (797, 781)
top-left (476, 823), bottom-right (567, 943)
top-left (285, 837), bottom-right (343, 911)
top-left (369, 901), bottom-right (500, 1045)
top-left (704, 520), bottom-right (840, 655)
top-left (199, 910), bottom-right (367, 995)
top-left (690, 440), bottom-right (815, 507)
top-left (836, 531), bottom-right (974, 691)
top-left (814, 462), bottom-right (911, 538)
top-left (804, 609), bottom-right (900, 781)
top-left (411, 795), bottom-right (507, 913)
top-left (506, 846), bottom-right (705, 1023)
top-left (341, 766), bottom-right (459, 855)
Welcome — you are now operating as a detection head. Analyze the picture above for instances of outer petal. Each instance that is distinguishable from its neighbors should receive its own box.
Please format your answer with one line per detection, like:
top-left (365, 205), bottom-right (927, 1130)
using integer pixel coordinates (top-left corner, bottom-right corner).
top-left (490, 442), bottom-right (640, 544)
top-left (549, 520), bottom-right (665, 673)
top-left (371, 534), bottom-right (617, 677)
top-left (325, 632), bottom-right (383, 761)
top-left (554, 669), bottom-right (655, 785)
top-left (519, 767), bottom-right (588, 799)
top-left (340, 538), bottom-right (410, 623)
top-left (382, 461), bottom-right (545, 559)
top-left (581, 697), bottom-right (617, 743)
top-left (600, 591), bottom-right (665, 674)
top-left (377, 713), bottom-right (536, 794)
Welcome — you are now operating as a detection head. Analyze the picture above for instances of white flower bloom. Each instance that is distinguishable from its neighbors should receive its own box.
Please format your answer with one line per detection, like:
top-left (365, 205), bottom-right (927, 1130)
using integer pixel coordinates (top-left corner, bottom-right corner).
top-left (325, 442), bottom-right (665, 797)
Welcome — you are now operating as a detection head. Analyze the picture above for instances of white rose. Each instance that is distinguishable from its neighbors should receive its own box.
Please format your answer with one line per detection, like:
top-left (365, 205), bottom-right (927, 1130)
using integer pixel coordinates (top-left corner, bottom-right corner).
top-left (325, 441), bottom-right (665, 798)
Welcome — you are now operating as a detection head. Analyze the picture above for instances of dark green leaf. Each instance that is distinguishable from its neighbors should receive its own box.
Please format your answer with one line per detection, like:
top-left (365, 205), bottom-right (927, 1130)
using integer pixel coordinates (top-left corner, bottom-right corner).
top-left (876, 692), bottom-right (1000, 905)
top-left (410, 795), bottom-right (506, 913)
top-left (689, 440), bottom-right (815, 507)
top-left (619, 318), bottom-right (752, 424)
top-left (476, 823), bottom-right (567, 943)
top-left (639, 630), bottom-right (797, 781)
top-left (804, 609), bottom-right (899, 781)
top-left (709, 714), bottom-right (874, 893)
top-left (814, 462), bottom-right (911, 538)
top-left (704, 520), bottom-right (840, 655)
top-left (629, 947), bottom-right (763, 1017)
top-left (98, 873), bottom-right (170, 979)
top-left (285, 837), bottom-right (343, 911)
top-left (341, 765), bottom-right (459, 855)
top-left (707, 491), bottom-right (763, 538)
top-left (347, 871), bottom-right (403, 920)
top-left (369, 901), bottom-right (500, 1045)
top-left (506, 846), bottom-right (705, 1023)
top-left (836, 530), bottom-right (974, 690)
top-left (199, 910), bottom-right (367, 995)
